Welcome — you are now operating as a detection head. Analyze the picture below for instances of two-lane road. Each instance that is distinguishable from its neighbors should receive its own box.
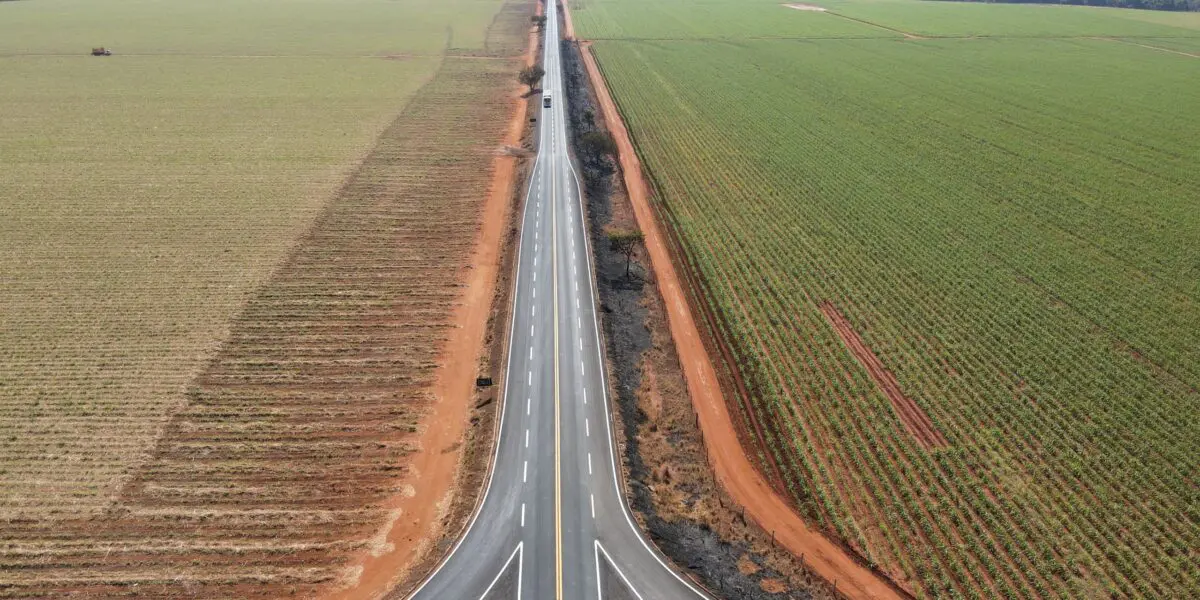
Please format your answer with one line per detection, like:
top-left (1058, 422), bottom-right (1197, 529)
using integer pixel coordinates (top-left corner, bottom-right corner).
top-left (407, 2), bottom-right (711, 598)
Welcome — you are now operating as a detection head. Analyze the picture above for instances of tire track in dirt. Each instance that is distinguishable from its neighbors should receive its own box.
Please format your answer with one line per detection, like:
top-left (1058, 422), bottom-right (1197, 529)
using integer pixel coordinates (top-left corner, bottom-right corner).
top-left (567, 3), bottom-right (906, 597)
top-left (819, 302), bottom-right (948, 450)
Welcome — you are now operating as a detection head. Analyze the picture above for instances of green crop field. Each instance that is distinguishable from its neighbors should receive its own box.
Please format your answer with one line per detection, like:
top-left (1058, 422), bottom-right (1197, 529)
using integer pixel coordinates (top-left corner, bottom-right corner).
top-left (580, 0), bottom-right (1199, 598)
top-left (1, 0), bottom-right (531, 595)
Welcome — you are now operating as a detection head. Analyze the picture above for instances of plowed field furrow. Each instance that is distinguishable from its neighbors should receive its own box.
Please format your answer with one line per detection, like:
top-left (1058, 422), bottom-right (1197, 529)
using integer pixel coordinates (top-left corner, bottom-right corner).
top-left (0, 0), bottom-right (531, 588)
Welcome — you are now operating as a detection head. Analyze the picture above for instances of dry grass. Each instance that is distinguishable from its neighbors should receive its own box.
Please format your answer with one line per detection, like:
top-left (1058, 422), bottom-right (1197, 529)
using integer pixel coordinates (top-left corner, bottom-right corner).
top-left (0, 0), bottom-right (533, 596)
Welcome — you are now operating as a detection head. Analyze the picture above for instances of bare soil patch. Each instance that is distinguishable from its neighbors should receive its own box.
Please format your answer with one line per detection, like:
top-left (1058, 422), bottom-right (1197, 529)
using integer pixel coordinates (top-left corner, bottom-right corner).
top-left (818, 302), bottom-right (948, 449)
top-left (782, 4), bottom-right (828, 12)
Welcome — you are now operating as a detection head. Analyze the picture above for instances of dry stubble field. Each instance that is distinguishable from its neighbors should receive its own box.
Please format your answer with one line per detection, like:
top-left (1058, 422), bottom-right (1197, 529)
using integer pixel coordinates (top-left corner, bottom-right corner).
top-left (0, 0), bottom-right (531, 596)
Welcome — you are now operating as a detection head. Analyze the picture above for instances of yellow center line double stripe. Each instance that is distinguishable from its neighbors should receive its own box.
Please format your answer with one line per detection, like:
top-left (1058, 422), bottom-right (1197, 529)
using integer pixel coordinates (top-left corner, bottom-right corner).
top-left (551, 117), bottom-right (563, 600)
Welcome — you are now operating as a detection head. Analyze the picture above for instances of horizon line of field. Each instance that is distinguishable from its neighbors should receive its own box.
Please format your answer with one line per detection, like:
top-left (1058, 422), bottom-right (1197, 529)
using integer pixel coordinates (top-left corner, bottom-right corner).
top-left (579, 34), bottom-right (1200, 42)
top-left (0, 52), bottom-right (517, 59)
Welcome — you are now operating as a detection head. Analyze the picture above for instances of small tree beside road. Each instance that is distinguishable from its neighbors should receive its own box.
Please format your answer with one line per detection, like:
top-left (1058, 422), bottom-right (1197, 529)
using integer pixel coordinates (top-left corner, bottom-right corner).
top-left (518, 65), bottom-right (545, 95)
top-left (531, 15), bottom-right (547, 31)
top-left (606, 229), bottom-right (644, 279)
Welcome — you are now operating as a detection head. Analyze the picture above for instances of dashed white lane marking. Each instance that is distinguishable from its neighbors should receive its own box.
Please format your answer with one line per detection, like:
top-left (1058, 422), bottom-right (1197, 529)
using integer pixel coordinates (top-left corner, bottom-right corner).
top-left (526, 397), bottom-right (531, 415)
top-left (588, 453), bottom-right (593, 475)
top-left (533, 272), bottom-right (537, 282)
top-left (532, 287), bottom-right (536, 299)
top-left (577, 317), bottom-right (581, 329)
top-left (534, 256), bottom-right (538, 267)
top-left (582, 389), bottom-right (587, 405)
top-left (574, 281), bottom-right (578, 292)
top-left (529, 347), bottom-right (533, 360)
top-left (585, 418), bottom-right (590, 437)
top-left (576, 297), bottom-right (579, 308)
top-left (590, 494), bottom-right (595, 519)
top-left (527, 371), bottom-right (532, 386)
top-left (525, 429), bottom-right (529, 448)
top-left (523, 460), bottom-right (528, 483)
top-left (530, 325), bottom-right (534, 337)
top-left (579, 338), bottom-right (583, 351)
top-left (521, 502), bottom-right (526, 527)
top-left (581, 361), bottom-right (585, 377)
top-left (532, 304), bottom-right (536, 317)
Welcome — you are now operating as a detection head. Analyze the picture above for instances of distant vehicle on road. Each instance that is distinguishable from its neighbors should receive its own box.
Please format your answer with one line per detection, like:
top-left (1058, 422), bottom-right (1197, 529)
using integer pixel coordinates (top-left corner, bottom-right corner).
top-left (543, 92), bottom-right (552, 108)
top-left (91, 47), bottom-right (112, 56)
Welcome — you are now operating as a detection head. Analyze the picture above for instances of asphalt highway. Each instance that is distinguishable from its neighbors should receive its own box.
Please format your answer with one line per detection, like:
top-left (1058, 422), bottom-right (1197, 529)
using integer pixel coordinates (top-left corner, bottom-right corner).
top-left (407, 2), bottom-right (711, 599)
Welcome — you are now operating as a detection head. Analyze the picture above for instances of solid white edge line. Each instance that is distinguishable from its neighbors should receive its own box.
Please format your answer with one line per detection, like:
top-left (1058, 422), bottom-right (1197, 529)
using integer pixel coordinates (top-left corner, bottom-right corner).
top-left (476, 542), bottom-right (524, 600)
top-left (596, 541), bottom-right (646, 600)
top-left (595, 541), bottom-right (603, 600)
top-left (405, 63), bottom-right (547, 596)
top-left (564, 96), bottom-right (712, 598)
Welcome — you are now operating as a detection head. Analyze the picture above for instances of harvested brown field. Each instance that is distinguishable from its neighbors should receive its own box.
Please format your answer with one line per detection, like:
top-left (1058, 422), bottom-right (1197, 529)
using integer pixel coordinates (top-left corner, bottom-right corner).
top-left (0, 53), bottom-right (525, 598)
top-left (0, 0), bottom-right (533, 596)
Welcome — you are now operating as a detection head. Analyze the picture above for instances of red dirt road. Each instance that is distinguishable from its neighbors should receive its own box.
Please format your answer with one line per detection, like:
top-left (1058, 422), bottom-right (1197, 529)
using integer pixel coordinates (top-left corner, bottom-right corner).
top-left (569, 7), bottom-right (904, 599)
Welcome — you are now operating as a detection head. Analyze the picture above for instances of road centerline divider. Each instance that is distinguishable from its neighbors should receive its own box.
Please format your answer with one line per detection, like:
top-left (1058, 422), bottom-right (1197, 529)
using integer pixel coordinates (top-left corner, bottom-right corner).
top-left (552, 116), bottom-right (564, 600)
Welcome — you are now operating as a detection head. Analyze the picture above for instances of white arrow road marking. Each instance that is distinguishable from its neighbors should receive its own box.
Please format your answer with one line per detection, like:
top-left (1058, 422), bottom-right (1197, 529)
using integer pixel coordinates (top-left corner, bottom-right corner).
top-left (596, 541), bottom-right (646, 600)
top-left (478, 543), bottom-right (523, 600)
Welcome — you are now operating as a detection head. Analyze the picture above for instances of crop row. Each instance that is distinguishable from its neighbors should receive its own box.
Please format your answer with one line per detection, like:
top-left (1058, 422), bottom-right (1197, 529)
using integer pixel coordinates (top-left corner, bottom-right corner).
top-left (593, 36), bottom-right (1199, 599)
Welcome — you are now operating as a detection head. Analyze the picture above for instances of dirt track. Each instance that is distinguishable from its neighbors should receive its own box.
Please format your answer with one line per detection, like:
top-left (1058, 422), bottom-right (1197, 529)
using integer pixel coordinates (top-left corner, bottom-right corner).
top-left (819, 302), bottom-right (948, 449)
top-left (568, 5), bottom-right (904, 598)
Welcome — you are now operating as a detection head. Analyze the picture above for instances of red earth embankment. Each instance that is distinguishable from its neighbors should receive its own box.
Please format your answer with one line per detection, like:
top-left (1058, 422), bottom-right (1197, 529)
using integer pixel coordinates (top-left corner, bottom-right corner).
top-left (568, 10), bottom-right (905, 600)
